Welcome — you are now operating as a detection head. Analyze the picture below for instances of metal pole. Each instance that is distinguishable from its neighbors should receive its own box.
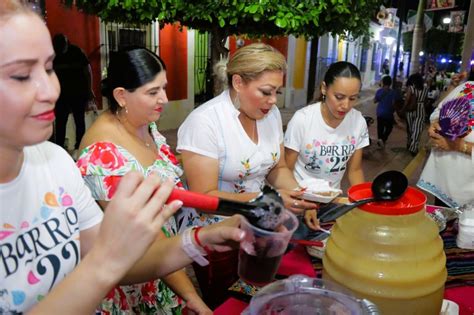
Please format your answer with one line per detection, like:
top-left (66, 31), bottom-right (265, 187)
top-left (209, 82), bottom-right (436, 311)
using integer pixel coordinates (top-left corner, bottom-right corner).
top-left (410, 0), bottom-right (427, 75)
top-left (461, 0), bottom-right (474, 72)
top-left (392, 0), bottom-right (406, 85)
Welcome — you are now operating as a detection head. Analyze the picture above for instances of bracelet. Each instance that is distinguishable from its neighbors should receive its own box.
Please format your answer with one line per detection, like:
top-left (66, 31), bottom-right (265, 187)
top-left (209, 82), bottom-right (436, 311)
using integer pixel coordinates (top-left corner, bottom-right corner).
top-left (181, 228), bottom-right (209, 266)
top-left (193, 227), bottom-right (212, 253)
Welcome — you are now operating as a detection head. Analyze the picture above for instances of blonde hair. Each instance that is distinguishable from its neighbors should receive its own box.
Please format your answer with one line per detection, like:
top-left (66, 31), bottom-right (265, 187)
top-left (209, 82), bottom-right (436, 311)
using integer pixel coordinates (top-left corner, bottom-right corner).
top-left (0, 0), bottom-right (37, 22)
top-left (214, 43), bottom-right (287, 91)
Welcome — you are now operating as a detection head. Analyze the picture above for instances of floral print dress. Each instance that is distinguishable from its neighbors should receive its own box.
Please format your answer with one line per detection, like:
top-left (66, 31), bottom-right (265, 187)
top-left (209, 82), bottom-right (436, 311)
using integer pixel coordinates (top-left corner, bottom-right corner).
top-left (76, 122), bottom-right (184, 315)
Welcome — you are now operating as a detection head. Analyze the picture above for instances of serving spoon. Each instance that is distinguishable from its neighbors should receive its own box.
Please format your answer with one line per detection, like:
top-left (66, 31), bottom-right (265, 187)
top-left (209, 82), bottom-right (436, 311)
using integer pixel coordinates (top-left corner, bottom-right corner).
top-left (318, 170), bottom-right (408, 223)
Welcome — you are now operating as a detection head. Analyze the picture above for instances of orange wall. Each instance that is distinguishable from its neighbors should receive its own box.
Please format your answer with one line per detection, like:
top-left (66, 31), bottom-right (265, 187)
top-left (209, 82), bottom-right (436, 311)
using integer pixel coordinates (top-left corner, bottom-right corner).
top-left (45, 0), bottom-right (102, 107)
top-left (159, 24), bottom-right (188, 101)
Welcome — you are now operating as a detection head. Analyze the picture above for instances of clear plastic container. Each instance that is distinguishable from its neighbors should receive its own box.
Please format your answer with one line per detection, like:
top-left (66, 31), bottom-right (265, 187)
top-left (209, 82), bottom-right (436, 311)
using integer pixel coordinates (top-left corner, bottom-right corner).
top-left (323, 183), bottom-right (447, 315)
top-left (242, 274), bottom-right (379, 315)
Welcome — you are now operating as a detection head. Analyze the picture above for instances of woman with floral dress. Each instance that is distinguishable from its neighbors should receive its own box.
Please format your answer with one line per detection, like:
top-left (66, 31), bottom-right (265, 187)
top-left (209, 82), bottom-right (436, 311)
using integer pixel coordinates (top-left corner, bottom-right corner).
top-left (77, 48), bottom-right (210, 314)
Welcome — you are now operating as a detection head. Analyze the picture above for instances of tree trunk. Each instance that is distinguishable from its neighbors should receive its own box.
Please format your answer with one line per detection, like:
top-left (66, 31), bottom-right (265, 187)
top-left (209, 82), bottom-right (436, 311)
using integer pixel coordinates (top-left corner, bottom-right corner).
top-left (410, 0), bottom-right (426, 75)
top-left (210, 27), bottom-right (230, 96)
top-left (461, 0), bottom-right (474, 73)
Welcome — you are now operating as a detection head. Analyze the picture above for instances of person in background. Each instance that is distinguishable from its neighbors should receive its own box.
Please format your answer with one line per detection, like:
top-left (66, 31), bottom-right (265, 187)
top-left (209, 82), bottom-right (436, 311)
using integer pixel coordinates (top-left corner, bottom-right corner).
top-left (398, 61), bottom-right (405, 81)
top-left (404, 73), bottom-right (428, 156)
top-left (417, 72), bottom-right (473, 208)
top-left (284, 61), bottom-right (369, 230)
top-left (77, 48), bottom-right (211, 314)
top-left (176, 43), bottom-right (317, 307)
top-left (50, 33), bottom-right (93, 155)
top-left (374, 75), bottom-right (399, 148)
top-left (0, 2), bottom-right (245, 313)
top-left (381, 58), bottom-right (389, 76)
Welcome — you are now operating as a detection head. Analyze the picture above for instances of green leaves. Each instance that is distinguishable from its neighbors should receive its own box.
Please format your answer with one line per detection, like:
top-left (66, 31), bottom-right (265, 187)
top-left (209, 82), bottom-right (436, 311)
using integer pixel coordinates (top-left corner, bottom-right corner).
top-left (275, 18), bottom-right (287, 28)
top-left (66, 0), bottom-right (383, 40)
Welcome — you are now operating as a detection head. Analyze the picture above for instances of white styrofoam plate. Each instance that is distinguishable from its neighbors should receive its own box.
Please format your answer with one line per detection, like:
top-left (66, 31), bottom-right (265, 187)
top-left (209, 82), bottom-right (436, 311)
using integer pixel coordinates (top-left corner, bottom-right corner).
top-left (440, 299), bottom-right (459, 315)
top-left (298, 178), bottom-right (342, 203)
top-left (301, 191), bottom-right (341, 203)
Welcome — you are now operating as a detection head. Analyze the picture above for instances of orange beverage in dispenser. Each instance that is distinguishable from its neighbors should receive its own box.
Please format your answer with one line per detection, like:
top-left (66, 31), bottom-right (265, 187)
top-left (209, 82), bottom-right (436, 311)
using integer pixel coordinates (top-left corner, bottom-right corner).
top-left (323, 183), bottom-right (447, 315)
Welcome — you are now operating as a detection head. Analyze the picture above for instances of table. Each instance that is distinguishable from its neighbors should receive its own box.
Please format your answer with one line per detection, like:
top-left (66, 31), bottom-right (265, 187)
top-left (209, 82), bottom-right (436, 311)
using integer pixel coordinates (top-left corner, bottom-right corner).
top-left (215, 205), bottom-right (474, 314)
top-left (215, 244), bottom-right (474, 314)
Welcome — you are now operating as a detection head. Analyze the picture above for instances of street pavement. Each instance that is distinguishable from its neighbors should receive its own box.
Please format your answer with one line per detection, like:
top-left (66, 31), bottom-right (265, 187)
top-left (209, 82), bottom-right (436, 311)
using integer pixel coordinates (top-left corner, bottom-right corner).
top-left (161, 84), bottom-right (433, 202)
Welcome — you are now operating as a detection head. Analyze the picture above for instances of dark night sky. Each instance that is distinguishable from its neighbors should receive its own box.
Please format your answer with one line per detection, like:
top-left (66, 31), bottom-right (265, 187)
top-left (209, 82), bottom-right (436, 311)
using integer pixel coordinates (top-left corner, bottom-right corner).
top-left (388, 0), bottom-right (470, 23)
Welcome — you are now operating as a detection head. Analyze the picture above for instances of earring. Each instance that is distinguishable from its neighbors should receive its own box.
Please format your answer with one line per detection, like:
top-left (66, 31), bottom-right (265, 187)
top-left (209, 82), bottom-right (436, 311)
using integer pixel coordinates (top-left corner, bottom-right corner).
top-left (233, 93), bottom-right (241, 110)
top-left (120, 104), bottom-right (128, 114)
top-left (322, 94), bottom-right (326, 102)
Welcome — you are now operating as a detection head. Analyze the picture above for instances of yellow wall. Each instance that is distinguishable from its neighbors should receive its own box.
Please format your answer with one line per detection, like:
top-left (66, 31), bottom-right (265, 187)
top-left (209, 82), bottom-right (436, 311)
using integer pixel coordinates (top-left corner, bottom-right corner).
top-left (338, 38), bottom-right (344, 61)
top-left (293, 38), bottom-right (307, 89)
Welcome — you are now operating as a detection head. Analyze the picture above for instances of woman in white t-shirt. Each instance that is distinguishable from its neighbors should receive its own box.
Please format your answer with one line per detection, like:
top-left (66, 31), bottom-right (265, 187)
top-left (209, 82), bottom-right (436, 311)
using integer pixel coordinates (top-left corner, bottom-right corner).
top-left (177, 43), bottom-right (317, 307)
top-left (285, 61), bottom-right (370, 229)
top-left (0, 2), bottom-right (245, 313)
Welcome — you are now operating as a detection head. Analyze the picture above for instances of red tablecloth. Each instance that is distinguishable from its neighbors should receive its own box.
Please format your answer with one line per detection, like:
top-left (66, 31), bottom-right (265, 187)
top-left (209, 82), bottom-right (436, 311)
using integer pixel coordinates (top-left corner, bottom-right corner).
top-left (444, 286), bottom-right (474, 315)
top-left (213, 298), bottom-right (248, 315)
top-left (277, 244), bottom-right (316, 277)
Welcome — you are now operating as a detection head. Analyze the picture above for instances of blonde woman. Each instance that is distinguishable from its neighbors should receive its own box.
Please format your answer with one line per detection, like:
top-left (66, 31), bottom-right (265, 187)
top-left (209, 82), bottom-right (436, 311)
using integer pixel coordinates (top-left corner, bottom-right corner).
top-left (176, 43), bottom-right (316, 307)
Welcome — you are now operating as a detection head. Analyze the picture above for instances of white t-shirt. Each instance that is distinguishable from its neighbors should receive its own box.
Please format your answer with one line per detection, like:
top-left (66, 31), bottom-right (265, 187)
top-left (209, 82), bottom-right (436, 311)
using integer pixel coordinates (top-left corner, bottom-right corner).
top-left (284, 102), bottom-right (369, 189)
top-left (177, 89), bottom-right (283, 193)
top-left (176, 90), bottom-right (282, 230)
top-left (0, 142), bottom-right (103, 313)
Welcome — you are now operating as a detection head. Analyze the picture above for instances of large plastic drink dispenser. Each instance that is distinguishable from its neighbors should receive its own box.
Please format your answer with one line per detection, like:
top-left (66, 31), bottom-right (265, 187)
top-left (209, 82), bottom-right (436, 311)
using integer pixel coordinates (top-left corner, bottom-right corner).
top-left (323, 183), bottom-right (447, 315)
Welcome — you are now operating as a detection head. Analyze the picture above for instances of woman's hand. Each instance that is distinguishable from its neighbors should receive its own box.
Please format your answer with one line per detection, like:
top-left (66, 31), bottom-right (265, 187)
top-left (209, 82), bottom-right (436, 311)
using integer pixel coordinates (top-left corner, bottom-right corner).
top-left (197, 215), bottom-right (246, 252)
top-left (428, 121), bottom-right (441, 138)
top-left (304, 209), bottom-right (320, 230)
top-left (430, 131), bottom-right (464, 152)
top-left (185, 294), bottom-right (212, 315)
top-left (92, 172), bottom-right (183, 280)
top-left (278, 188), bottom-right (319, 214)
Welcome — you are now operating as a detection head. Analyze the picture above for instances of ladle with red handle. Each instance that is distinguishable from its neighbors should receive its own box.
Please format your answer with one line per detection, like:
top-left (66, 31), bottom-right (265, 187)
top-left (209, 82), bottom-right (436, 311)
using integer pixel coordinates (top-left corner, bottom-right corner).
top-left (318, 170), bottom-right (408, 223)
top-left (167, 186), bottom-right (286, 230)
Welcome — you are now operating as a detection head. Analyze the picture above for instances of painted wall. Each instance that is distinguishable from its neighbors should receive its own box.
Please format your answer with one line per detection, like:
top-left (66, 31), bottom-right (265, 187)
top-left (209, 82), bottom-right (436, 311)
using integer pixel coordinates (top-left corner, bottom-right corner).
top-left (291, 37), bottom-right (308, 108)
top-left (45, 0), bottom-right (101, 107)
top-left (159, 24), bottom-right (188, 101)
top-left (158, 28), bottom-right (195, 131)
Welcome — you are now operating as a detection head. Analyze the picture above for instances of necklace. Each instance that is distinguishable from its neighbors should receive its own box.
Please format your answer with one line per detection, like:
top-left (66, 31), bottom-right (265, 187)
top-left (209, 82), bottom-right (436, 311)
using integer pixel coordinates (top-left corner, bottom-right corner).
top-left (115, 113), bottom-right (153, 149)
top-left (239, 113), bottom-right (257, 143)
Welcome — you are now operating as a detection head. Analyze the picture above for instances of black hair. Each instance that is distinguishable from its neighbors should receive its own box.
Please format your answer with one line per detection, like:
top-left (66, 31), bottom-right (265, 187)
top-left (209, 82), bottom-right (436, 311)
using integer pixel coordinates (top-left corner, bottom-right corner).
top-left (315, 61), bottom-right (361, 102)
top-left (52, 33), bottom-right (68, 55)
top-left (406, 73), bottom-right (424, 90)
top-left (102, 47), bottom-right (166, 114)
top-left (323, 61), bottom-right (361, 87)
top-left (382, 75), bottom-right (392, 87)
